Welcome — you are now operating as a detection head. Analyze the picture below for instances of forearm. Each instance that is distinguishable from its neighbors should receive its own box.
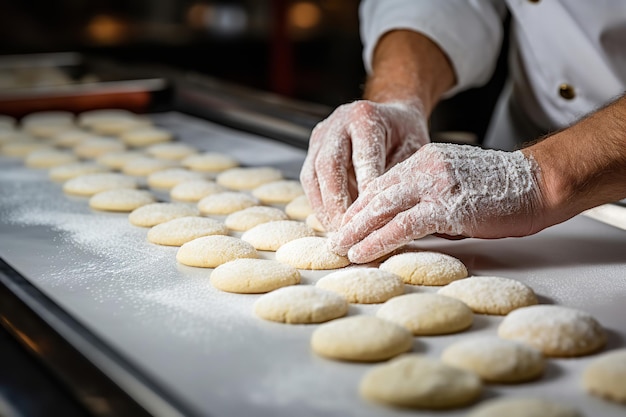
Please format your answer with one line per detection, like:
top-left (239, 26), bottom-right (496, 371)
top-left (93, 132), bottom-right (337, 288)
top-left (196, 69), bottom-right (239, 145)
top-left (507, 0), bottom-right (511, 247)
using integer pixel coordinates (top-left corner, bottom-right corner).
top-left (363, 30), bottom-right (456, 116)
top-left (524, 94), bottom-right (626, 225)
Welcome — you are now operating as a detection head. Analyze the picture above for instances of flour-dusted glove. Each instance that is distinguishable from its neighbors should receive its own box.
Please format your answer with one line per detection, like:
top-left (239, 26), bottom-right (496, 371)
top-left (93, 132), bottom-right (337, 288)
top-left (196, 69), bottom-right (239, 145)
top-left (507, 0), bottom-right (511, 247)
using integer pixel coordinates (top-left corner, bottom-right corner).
top-left (300, 100), bottom-right (430, 231)
top-left (329, 143), bottom-right (545, 263)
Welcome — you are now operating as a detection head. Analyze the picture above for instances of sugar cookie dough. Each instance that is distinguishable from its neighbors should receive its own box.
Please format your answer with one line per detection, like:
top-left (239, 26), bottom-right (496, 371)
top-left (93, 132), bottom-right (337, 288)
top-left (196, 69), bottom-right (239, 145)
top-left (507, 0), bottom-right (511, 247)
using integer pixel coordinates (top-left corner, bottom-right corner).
top-left (241, 220), bottom-right (315, 251)
top-left (147, 168), bottom-right (205, 190)
top-left (63, 173), bottom-right (138, 197)
top-left (254, 286), bottom-right (348, 324)
top-left (181, 152), bottom-right (239, 172)
top-left (147, 216), bottom-right (228, 246)
top-left (216, 167), bottom-right (283, 190)
top-left (498, 305), bottom-right (606, 357)
top-left (120, 127), bottom-right (172, 147)
top-left (224, 206), bottom-right (289, 231)
top-left (306, 214), bottom-right (325, 233)
top-left (380, 251), bottom-right (468, 286)
top-left (441, 336), bottom-right (544, 383)
top-left (360, 354), bottom-right (482, 409)
top-left (89, 189), bottom-right (156, 212)
top-left (251, 180), bottom-right (304, 204)
top-left (129, 202), bottom-right (199, 227)
top-left (145, 142), bottom-right (197, 160)
top-left (311, 316), bottom-right (412, 362)
top-left (74, 137), bottom-right (125, 159)
top-left (285, 195), bottom-right (313, 220)
top-left (25, 149), bottom-right (77, 168)
top-left (96, 151), bottom-right (144, 170)
top-left (49, 162), bottom-right (109, 182)
top-left (316, 268), bottom-right (404, 304)
top-left (467, 398), bottom-right (582, 417)
top-left (78, 109), bottom-right (136, 128)
top-left (170, 179), bottom-right (226, 202)
top-left (2, 140), bottom-right (51, 157)
top-left (51, 129), bottom-right (93, 148)
top-left (197, 191), bottom-right (260, 215)
top-left (376, 293), bottom-right (473, 335)
top-left (121, 157), bottom-right (179, 176)
top-left (438, 276), bottom-right (537, 315)
top-left (582, 348), bottom-right (626, 404)
top-left (90, 117), bottom-right (151, 136)
top-left (211, 258), bottom-right (300, 293)
top-left (176, 235), bottom-right (258, 268)
top-left (275, 236), bottom-right (350, 270)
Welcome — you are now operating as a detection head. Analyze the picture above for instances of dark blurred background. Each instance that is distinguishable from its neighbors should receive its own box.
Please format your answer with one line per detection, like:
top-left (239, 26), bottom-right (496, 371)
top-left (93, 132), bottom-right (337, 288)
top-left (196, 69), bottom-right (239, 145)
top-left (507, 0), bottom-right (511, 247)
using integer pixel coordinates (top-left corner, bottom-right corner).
top-left (0, 0), bottom-right (507, 142)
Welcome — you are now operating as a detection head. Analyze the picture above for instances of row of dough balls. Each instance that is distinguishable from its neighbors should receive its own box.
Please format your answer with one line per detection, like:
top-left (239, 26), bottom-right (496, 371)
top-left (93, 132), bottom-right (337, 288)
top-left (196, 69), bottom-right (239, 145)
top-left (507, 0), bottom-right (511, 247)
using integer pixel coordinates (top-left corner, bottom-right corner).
top-left (6, 112), bottom-right (623, 412)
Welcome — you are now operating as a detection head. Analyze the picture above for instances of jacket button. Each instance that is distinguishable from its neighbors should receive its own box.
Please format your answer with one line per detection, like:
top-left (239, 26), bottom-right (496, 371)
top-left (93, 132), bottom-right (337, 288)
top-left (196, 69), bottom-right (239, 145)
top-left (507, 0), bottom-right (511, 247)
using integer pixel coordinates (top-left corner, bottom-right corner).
top-left (559, 83), bottom-right (576, 100)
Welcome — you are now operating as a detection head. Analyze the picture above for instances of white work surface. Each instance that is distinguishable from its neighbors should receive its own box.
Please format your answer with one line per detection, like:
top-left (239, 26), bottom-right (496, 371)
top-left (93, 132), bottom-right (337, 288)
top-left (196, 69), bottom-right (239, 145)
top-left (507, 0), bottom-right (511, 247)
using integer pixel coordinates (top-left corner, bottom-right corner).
top-left (0, 112), bottom-right (625, 417)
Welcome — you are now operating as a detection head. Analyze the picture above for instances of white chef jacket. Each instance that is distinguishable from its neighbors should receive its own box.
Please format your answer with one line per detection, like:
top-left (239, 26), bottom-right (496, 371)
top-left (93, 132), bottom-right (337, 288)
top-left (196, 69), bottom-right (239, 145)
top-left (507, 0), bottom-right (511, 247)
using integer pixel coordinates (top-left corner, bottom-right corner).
top-left (360, 0), bottom-right (626, 150)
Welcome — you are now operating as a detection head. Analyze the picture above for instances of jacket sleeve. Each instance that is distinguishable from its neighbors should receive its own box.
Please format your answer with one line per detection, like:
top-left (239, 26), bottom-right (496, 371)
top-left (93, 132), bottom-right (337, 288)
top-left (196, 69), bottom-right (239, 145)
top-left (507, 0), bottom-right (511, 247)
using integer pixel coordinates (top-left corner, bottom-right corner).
top-left (359, 0), bottom-right (507, 96)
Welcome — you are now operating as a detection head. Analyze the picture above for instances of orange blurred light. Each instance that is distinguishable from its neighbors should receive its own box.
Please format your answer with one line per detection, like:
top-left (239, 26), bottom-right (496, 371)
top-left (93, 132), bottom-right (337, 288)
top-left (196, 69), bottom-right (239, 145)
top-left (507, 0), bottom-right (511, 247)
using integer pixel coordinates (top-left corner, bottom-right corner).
top-left (86, 14), bottom-right (128, 45)
top-left (288, 1), bottom-right (322, 30)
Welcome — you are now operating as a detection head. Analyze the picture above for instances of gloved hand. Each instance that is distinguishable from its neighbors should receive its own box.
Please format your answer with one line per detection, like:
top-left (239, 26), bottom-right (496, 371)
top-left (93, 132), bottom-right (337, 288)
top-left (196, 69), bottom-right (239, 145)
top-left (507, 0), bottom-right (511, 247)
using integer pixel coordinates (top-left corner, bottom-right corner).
top-left (300, 100), bottom-right (430, 231)
top-left (329, 143), bottom-right (546, 264)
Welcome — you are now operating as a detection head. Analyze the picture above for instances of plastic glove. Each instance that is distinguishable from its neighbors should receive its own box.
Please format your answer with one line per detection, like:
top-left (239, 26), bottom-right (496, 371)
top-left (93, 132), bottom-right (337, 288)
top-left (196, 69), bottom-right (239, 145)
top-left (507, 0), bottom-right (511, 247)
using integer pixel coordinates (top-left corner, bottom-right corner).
top-left (300, 100), bottom-right (429, 231)
top-left (329, 143), bottom-right (545, 264)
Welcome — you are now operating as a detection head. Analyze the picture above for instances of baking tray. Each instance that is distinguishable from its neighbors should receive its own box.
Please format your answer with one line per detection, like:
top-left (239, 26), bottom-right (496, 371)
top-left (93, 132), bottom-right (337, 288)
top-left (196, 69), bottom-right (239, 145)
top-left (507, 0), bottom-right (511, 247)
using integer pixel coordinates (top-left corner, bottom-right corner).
top-left (1, 110), bottom-right (625, 417)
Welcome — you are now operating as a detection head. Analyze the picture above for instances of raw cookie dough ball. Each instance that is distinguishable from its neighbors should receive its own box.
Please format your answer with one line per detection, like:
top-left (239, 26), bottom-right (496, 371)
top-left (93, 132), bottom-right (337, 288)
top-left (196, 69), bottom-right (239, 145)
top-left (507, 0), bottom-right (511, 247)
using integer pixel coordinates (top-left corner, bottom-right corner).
top-left (78, 109), bottom-right (136, 128)
top-left (89, 117), bottom-right (151, 136)
top-left (216, 166), bottom-right (283, 190)
top-left (251, 180), bottom-right (304, 204)
top-left (22, 111), bottom-right (74, 138)
top-left (129, 202), bottom-right (199, 227)
top-left (316, 268), bottom-right (404, 304)
top-left (176, 235), bottom-right (258, 268)
top-left (306, 214), bottom-right (325, 233)
top-left (438, 276), bottom-right (537, 315)
top-left (360, 354), bottom-right (482, 409)
top-left (49, 162), bottom-right (109, 182)
top-left (170, 179), bottom-right (226, 203)
top-left (121, 157), bottom-right (179, 176)
top-left (254, 286), bottom-right (348, 324)
top-left (467, 398), bottom-right (582, 417)
top-left (182, 152), bottom-right (239, 173)
top-left (211, 258), bottom-right (300, 293)
top-left (2, 140), bottom-right (52, 157)
top-left (147, 168), bottom-right (205, 190)
top-left (120, 126), bottom-right (172, 147)
top-left (74, 137), bottom-right (125, 159)
top-left (285, 195), bottom-right (313, 220)
top-left (241, 220), bottom-right (315, 251)
top-left (0, 130), bottom-right (32, 145)
top-left (311, 316), bottom-right (412, 362)
top-left (441, 336), bottom-right (544, 383)
top-left (25, 149), bottom-right (78, 168)
top-left (224, 206), bottom-right (289, 231)
top-left (89, 189), bottom-right (156, 212)
top-left (197, 191), bottom-right (260, 215)
top-left (380, 251), bottom-right (468, 286)
top-left (275, 236), bottom-right (350, 270)
top-left (376, 293), bottom-right (473, 335)
top-left (145, 142), bottom-right (197, 160)
top-left (147, 216), bottom-right (228, 246)
top-left (0, 114), bottom-right (16, 129)
top-left (63, 173), bottom-right (137, 197)
top-left (96, 151), bottom-right (144, 170)
top-left (51, 129), bottom-right (93, 148)
top-left (498, 305), bottom-right (606, 357)
top-left (582, 348), bottom-right (626, 404)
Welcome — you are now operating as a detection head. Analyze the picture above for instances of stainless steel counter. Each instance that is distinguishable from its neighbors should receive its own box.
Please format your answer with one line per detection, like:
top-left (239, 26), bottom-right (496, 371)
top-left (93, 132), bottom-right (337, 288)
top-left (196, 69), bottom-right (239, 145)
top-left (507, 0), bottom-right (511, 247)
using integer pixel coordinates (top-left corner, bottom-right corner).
top-left (1, 112), bottom-right (625, 417)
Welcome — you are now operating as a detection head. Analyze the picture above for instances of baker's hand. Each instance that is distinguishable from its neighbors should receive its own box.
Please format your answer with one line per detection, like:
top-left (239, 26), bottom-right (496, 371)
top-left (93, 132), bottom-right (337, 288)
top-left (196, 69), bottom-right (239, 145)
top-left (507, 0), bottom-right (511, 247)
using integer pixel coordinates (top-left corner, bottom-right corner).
top-left (300, 100), bottom-right (429, 231)
top-left (329, 143), bottom-right (546, 263)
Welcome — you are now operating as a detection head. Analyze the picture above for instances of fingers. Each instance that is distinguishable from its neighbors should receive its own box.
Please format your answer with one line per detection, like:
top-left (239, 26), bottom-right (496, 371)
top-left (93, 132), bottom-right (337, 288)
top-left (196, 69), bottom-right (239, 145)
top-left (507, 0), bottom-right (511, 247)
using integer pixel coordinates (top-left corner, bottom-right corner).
top-left (348, 110), bottom-right (387, 193)
top-left (346, 203), bottom-right (438, 264)
top-left (329, 181), bottom-right (419, 255)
